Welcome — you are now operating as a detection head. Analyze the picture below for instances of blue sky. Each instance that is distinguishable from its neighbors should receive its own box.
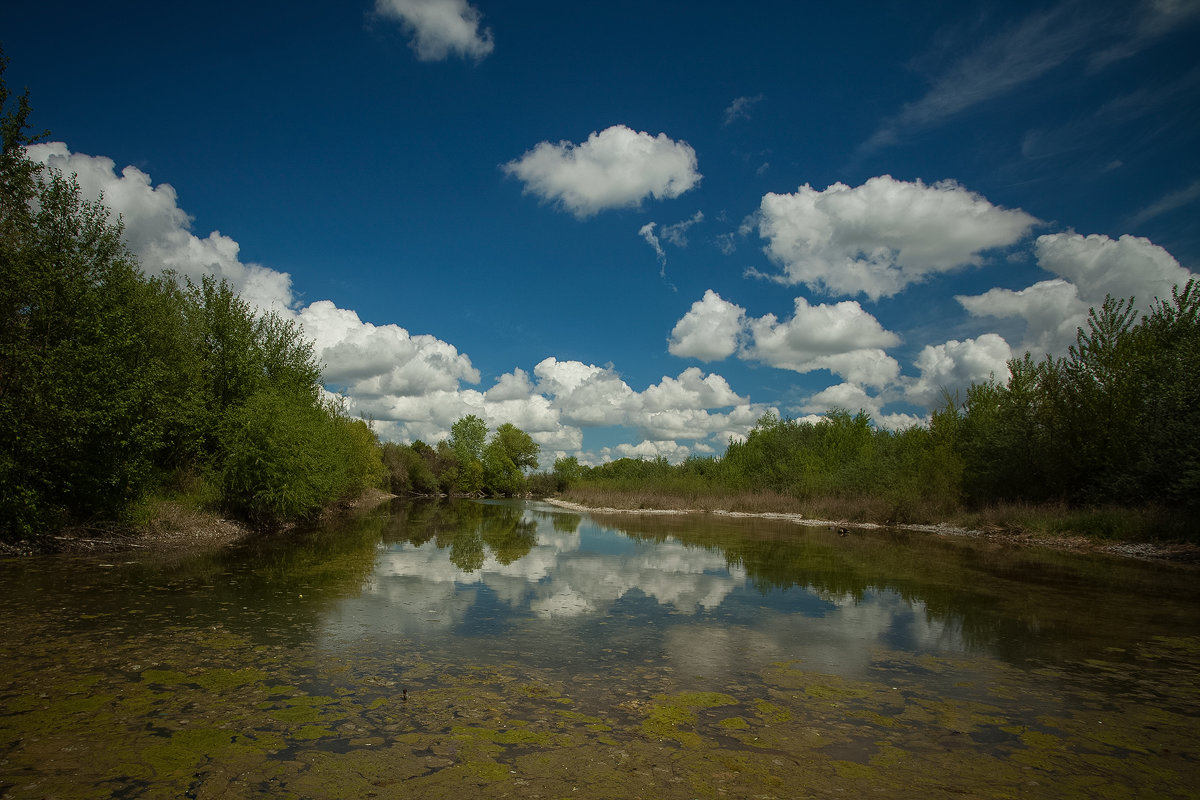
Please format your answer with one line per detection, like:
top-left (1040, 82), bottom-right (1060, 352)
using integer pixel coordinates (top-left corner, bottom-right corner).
top-left (4, 0), bottom-right (1198, 465)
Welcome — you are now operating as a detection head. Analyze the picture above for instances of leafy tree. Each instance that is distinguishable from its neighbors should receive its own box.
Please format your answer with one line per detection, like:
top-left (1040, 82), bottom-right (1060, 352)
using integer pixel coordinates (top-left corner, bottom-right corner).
top-left (449, 414), bottom-right (487, 493)
top-left (551, 455), bottom-right (583, 490)
top-left (0, 58), bottom-right (193, 538)
top-left (483, 423), bottom-right (539, 496)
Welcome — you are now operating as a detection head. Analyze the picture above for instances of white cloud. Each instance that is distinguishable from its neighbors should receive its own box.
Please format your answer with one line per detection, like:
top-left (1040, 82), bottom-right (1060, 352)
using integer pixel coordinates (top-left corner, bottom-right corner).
top-left (668, 290), bottom-right (746, 361)
top-left (533, 358), bottom-right (639, 426)
top-left (905, 334), bottom-right (1013, 406)
top-left (957, 279), bottom-right (1089, 356)
top-left (502, 125), bottom-right (701, 218)
top-left (754, 176), bottom-right (1038, 300)
top-left (1034, 232), bottom-right (1195, 307)
top-left (641, 367), bottom-right (744, 412)
top-left (299, 300), bottom-right (479, 397)
top-left (639, 221), bottom-right (666, 269)
top-left (958, 233), bottom-right (1195, 358)
top-left (26, 142), bottom-right (295, 313)
top-left (743, 296), bottom-right (902, 387)
top-left (23, 142), bottom-right (765, 463)
top-left (533, 358), bottom-right (769, 455)
top-left (376, 0), bottom-right (494, 61)
top-left (610, 440), bottom-right (696, 462)
top-left (797, 382), bottom-right (880, 417)
top-left (660, 211), bottom-right (704, 247)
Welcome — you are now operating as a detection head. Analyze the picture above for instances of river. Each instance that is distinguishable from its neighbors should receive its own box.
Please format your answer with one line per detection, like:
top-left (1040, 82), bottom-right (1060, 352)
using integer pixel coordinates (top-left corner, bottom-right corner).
top-left (1, 498), bottom-right (1197, 798)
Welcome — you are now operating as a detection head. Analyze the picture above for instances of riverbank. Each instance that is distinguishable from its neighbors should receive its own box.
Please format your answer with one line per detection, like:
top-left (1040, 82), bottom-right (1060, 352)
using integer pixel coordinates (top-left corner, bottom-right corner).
top-left (0, 488), bottom-right (398, 558)
top-left (544, 495), bottom-right (1200, 565)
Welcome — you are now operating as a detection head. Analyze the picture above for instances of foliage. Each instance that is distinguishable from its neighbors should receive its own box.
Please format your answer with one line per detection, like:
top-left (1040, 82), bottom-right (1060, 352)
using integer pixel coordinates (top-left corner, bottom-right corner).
top-left (217, 392), bottom-right (383, 527)
top-left (570, 286), bottom-right (1200, 533)
top-left (379, 419), bottom-right (541, 499)
top-left (449, 414), bottom-right (487, 493)
top-left (0, 54), bottom-right (384, 541)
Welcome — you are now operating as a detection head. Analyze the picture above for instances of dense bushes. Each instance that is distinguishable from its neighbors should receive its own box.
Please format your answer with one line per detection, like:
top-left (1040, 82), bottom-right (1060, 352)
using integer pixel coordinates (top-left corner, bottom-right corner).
top-left (566, 283), bottom-right (1198, 528)
top-left (219, 391), bottom-right (383, 527)
top-left (380, 419), bottom-right (541, 498)
top-left (944, 284), bottom-right (1200, 512)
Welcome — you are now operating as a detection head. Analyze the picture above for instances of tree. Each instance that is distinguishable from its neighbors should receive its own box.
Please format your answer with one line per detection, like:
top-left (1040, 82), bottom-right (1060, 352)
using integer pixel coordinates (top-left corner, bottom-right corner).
top-left (0, 57), bottom-right (192, 538)
top-left (482, 423), bottom-right (539, 496)
top-left (551, 455), bottom-right (583, 490)
top-left (449, 414), bottom-right (487, 493)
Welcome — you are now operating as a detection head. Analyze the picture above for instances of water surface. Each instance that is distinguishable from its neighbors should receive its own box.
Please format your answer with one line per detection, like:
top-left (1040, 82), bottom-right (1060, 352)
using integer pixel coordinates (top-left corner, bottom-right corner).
top-left (2, 499), bottom-right (1197, 798)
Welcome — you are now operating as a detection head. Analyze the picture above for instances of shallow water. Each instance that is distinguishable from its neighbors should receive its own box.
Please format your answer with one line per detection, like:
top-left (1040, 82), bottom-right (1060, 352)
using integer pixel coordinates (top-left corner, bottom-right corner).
top-left (1, 498), bottom-right (1198, 798)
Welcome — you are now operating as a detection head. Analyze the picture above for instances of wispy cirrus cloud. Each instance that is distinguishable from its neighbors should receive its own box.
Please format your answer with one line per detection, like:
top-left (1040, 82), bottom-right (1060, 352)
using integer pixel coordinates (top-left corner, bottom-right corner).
top-left (723, 94), bottom-right (764, 126)
top-left (861, 4), bottom-right (1092, 154)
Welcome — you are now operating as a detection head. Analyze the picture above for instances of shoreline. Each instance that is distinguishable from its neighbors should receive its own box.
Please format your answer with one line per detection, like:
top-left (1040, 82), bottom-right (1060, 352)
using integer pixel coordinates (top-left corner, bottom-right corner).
top-left (541, 497), bottom-right (1200, 565)
top-left (1, 488), bottom-right (399, 558)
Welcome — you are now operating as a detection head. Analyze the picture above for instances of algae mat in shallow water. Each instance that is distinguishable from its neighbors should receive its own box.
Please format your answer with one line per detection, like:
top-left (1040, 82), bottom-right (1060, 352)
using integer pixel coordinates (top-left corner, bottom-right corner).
top-left (2, 499), bottom-right (1199, 798)
top-left (3, 623), bottom-right (1197, 797)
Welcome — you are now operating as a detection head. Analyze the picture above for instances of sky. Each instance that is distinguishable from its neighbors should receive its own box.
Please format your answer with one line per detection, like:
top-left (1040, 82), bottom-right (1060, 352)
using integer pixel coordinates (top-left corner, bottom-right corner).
top-left (3, 0), bottom-right (1199, 466)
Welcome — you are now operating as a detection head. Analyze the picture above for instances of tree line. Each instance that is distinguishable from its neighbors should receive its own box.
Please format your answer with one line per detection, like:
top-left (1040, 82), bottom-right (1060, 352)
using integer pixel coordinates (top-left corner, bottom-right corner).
top-left (0, 60), bottom-right (549, 544)
top-left (559, 281), bottom-right (1199, 533)
top-left (0, 64), bottom-right (383, 538)
top-left (378, 415), bottom-right (540, 498)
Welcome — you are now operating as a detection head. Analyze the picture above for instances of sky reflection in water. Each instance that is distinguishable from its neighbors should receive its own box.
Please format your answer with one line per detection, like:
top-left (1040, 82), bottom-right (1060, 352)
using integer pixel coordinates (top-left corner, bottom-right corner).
top-left (316, 500), bottom-right (965, 683)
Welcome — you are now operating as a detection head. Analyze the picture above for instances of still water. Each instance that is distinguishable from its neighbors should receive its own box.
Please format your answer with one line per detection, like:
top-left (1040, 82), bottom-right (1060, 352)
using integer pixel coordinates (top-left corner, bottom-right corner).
top-left (2, 499), bottom-right (1198, 798)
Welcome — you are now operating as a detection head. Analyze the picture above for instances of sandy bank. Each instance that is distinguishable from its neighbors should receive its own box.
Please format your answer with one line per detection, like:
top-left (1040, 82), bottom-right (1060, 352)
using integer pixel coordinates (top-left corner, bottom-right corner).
top-left (542, 498), bottom-right (1200, 565)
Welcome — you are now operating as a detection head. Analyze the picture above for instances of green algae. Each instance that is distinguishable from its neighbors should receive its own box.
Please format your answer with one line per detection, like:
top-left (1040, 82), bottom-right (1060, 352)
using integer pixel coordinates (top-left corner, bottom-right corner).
top-left (192, 666), bottom-right (268, 691)
top-left (3, 505), bottom-right (1200, 800)
top-left (640, 691), bottom-right (738, 747)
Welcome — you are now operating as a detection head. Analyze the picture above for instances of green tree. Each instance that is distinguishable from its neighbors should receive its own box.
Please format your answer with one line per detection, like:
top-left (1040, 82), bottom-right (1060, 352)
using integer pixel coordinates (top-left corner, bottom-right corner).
top-left (0, 59), bottom-right (193, 538)
top-left (551, 455), bottom-right (583, 490)
top-left (449, 414), bottom-right (487, 493)
top-left (482, 423), bottom-right (539, 496)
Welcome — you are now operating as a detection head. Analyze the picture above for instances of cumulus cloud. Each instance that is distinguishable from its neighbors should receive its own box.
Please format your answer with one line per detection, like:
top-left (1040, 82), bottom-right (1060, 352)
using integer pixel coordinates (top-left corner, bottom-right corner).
top-left (1034, 232), bottom-right (1195, 306)
top-left (958, 233), bottom-right (1196, 357)
top-left (754, 176), bottom-right (1038, 300)
top-left (376, 0), bottom-right (494, 61)
top-left (743, 297), bottom-right (902, 387)
top-left (22, 142), bottom-right (769, 463)
top-left (300, 301), bottom-right (479, 396)
top-left (532, 358), bottom-right (769, 456)
top-left (641, 367), bottom-right (744, 412)
top-left (905, 334), bottom-right (1013, 406)
top-left (796, 383), bottom-right (922, 432)
top-left (668, 290), bottom-right (746, 361)
top-left (957, 279), bottom-right (1088, 356)
top-left (26, 143), bottom-right (294, 313)
top-left (502, 125), bottom-right (701, 218)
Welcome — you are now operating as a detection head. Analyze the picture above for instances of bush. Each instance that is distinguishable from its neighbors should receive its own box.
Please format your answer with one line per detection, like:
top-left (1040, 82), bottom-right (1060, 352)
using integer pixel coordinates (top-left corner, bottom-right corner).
top-left (217, 390), bottom-right (377, 527)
